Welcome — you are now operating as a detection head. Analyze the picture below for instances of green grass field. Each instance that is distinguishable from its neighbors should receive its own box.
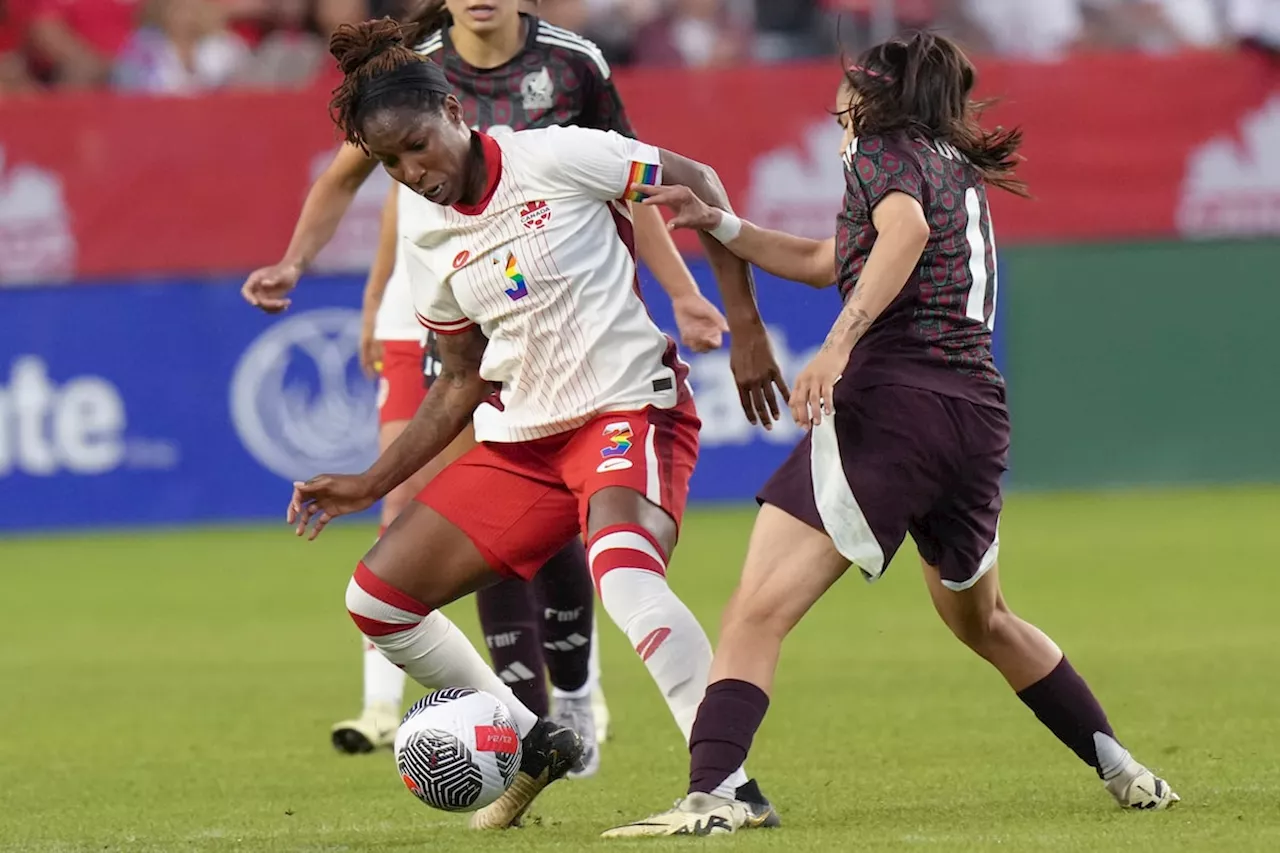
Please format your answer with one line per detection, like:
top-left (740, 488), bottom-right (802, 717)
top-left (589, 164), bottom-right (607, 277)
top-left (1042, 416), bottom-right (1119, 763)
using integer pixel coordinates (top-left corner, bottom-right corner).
top-left (2, 487), bottom-right (1279, 851)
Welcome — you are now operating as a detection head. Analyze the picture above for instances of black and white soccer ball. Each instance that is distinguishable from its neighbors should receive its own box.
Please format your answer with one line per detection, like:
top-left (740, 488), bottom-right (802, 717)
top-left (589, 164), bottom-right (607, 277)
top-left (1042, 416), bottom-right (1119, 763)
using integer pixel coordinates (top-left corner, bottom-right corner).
top-left (394, 687), bottom-right (522, 812)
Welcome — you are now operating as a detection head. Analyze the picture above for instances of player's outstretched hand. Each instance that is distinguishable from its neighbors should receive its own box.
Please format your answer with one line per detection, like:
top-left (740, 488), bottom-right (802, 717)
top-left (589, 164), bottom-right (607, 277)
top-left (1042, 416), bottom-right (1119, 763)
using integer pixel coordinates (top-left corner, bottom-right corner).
top-left (790, 345), bottom-right (847, 429)
top-left (289, 474), bottom-right (377, 540)
top-left (242, 261), bottom-right (302, 314)
top-left (730, 324), bottom-right (790, 431)
top-left (635, 184), bottom-right (723, 232)
top-left (672, 292), bottom-right (729, 353)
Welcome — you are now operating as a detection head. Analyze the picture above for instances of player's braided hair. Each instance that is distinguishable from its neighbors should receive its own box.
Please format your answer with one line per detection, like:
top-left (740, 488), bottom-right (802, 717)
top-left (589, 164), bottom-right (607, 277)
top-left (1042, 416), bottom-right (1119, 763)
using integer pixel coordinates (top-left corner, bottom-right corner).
top-left (328, 18), bottom-right (453, 152)
top-left (844, 32), bottom-right (1028, 198)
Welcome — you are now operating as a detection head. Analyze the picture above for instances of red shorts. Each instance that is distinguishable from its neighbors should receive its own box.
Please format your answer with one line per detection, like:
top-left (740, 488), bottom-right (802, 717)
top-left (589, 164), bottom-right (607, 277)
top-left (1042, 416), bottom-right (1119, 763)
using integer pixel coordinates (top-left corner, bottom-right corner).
top-left (417, 400), bottom-right (700, 580)
top-left (377, 339), bottom-right (428, 424)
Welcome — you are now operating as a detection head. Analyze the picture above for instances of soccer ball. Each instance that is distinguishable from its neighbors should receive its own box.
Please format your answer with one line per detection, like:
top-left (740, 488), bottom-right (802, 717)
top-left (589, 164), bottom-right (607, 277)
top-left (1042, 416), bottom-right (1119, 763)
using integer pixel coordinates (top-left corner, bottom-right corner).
top-left (394, 687), bottom-right (523, 812)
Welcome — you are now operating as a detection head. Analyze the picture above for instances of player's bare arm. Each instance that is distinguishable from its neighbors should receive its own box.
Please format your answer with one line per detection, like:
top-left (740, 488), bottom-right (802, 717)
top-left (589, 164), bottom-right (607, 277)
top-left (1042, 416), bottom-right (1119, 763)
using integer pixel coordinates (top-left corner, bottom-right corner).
top-left (631, 202), bottom-right (729, 353)
top-left (358, 184), bottom-right (400, 376)
top-left (656, 151), bottom-right (789, 429)
top-left (791, 191), bottom-right (930, 428)
top-left (637, 183), bottom-right (836, 289)
top-left (242, 143), bottom-right (378, 313)
top-left (289, 325), bottom-right (490, 539)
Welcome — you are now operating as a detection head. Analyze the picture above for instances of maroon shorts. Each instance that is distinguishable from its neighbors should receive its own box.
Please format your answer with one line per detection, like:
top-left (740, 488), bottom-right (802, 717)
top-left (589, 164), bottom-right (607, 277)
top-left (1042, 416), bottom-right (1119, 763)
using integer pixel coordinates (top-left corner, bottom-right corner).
top-left (417, 400), bottom-right (700, 581)
top-left (758, 385), bottom-right (1009, 590)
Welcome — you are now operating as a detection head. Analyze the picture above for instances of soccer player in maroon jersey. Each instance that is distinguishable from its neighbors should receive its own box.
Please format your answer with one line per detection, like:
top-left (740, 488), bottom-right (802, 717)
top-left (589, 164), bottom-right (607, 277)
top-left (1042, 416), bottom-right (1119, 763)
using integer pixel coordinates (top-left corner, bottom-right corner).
top-left (288, 18), bottom-right (785, 829)
top-left (606, 33), bottom-right (1180, 836)
top-left (241, 0), bottom-right (728, 769)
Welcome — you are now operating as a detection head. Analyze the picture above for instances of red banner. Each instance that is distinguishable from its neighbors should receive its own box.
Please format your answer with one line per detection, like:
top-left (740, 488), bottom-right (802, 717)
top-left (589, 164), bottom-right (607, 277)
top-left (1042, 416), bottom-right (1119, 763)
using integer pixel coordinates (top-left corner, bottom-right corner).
top-left (0, 51), bottom-right (1277, 283)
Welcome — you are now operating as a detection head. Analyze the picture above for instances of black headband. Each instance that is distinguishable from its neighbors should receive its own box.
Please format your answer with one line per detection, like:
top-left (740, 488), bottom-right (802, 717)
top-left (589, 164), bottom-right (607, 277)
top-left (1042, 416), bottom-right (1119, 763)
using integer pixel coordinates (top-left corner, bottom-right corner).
top-left (356, 61), bottom-right (452, 110)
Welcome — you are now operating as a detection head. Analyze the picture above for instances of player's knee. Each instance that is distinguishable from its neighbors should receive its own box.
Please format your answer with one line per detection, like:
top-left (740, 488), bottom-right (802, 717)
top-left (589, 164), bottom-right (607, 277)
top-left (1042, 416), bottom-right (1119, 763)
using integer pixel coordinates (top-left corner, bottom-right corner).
top-left (721, 584), bottom-right (791, 640)
top-left (945, 597), bottom-right (1017, 654)
top-left (345, 562), bottom-right (430, 639)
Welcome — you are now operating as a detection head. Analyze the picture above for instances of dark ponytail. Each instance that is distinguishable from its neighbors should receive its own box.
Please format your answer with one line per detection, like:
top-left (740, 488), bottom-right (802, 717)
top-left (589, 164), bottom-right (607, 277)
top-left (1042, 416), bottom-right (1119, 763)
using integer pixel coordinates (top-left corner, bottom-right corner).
top-left (329, 18), bottom-right (453, 151)
top-left (845, 32), bottom-right (1027, 197)
top-left (401, 0), bottom-right (451, 48)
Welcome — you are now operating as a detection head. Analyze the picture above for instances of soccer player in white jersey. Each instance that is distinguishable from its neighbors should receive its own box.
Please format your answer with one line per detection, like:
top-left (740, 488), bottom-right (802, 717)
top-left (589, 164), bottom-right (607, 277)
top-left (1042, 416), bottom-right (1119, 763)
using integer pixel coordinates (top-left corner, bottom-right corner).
top-left (288, 19), bottom-right (789, 830)
top-left (243, 0), bottom-right (728, 763)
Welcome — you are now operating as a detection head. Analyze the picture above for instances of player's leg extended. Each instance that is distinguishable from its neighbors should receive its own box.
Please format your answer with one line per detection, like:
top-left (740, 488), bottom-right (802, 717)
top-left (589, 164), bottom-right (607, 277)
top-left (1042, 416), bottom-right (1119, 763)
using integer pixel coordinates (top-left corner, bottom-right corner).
top-left (923, 562), bottom-right (1180, 809)
top-left (349, 497), bottom-right (584, 830)
top-left (392, 443), bottom-right (589, 828)
top-left (602, 504), bottom-right (848, 838)
top-left (918, 391), bottom-right (1176, 810)
top-left (531, 539), bottom-right (602, 777)
top-left (349, 500), bottom-right (540, 734)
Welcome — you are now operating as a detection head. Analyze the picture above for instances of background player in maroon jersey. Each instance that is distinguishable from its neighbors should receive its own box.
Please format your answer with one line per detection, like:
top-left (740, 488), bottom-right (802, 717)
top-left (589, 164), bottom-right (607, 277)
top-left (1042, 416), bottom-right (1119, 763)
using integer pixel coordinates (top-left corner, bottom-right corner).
top-left (606, 33), bottom-right (1180, 836)
top-left (240, 0), bottom-right (728, 771)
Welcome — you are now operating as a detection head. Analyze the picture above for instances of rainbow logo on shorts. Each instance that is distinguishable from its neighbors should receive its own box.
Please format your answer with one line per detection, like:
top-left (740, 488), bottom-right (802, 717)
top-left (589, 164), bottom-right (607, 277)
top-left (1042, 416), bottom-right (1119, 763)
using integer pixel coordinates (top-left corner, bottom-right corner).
top-left (503, 252), bottom-right (528, 301)
top-left (623, 161), bottom-right (659, 202)
top-left (601, 422), bottom-right (633, 458)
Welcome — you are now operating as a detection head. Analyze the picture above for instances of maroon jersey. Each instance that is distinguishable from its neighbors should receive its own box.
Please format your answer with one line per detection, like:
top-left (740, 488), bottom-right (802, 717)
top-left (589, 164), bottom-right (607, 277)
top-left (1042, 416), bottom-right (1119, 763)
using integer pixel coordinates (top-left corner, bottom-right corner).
top-left (413, 15), bottom-right (633, 137)
top-left (835, 133), bottom-right (1003, 408)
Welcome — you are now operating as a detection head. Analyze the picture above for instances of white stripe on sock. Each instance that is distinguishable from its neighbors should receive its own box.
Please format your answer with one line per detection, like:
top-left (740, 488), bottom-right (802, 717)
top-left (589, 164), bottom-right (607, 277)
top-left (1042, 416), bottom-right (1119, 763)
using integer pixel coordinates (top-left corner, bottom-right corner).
top-left (588, 530), bottom-right (664, 568)
top-left (345, 576), bottom-right (422, 626)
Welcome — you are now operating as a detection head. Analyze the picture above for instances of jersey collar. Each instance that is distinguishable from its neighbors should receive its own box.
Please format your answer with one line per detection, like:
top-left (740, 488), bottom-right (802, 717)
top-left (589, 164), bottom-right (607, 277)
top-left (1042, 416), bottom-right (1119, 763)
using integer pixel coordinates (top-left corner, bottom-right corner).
top-left (453, 132), bottom-right (503, 217)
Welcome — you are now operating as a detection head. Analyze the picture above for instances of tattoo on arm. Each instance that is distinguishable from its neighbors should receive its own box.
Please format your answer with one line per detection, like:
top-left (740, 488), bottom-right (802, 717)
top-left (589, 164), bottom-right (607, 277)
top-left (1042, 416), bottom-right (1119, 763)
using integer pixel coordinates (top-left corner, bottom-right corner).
top-left (821, 285), bottom-right (873, 353)
top-left (419, 327), bottom-right (489, 426)
top-left (437, 327), bottom-right (486, 387)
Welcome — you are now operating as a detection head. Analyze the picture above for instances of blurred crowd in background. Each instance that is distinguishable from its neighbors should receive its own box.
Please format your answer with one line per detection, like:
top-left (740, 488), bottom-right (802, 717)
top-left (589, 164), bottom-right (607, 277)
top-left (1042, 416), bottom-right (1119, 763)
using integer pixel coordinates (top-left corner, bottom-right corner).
top-left (1, 0), bottom-right (1277, 95)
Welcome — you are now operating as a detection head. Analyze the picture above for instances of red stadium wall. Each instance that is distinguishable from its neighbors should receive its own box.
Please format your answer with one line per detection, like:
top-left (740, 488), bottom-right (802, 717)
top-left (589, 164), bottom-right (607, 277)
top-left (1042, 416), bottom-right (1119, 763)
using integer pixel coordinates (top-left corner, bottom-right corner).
top-left (0, 51), bottom-right (1277, 283)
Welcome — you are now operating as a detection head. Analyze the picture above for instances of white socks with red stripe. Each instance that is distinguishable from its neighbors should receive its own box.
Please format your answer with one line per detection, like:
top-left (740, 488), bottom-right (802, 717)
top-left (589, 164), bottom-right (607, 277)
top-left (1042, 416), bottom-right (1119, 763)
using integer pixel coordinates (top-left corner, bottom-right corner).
top-left (346, 562), bottom-right (539, 737)
top-left (588, 525), bottom-right (714, 740)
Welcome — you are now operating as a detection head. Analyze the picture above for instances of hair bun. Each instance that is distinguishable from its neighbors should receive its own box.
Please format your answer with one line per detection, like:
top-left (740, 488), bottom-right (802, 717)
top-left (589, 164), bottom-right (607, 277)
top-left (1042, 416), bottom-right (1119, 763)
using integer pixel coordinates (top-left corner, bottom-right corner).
top-left (329, 18), bottom-right (407, 75)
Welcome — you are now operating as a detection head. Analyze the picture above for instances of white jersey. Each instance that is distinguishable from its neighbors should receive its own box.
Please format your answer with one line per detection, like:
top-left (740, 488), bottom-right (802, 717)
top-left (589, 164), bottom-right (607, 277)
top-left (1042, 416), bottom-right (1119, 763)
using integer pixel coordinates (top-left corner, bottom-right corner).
top-left (400, 125), bottom-right (685, 444)
top-left (373, 186), bottom-right (428, 342)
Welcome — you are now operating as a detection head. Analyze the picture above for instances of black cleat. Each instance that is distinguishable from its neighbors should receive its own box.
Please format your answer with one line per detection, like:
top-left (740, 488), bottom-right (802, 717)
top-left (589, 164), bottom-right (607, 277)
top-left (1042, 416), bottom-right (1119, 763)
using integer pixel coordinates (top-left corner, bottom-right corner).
top-left (469, 718), bottom-right (584, 829)
top-left (735, 778), bottom-right (782, 829)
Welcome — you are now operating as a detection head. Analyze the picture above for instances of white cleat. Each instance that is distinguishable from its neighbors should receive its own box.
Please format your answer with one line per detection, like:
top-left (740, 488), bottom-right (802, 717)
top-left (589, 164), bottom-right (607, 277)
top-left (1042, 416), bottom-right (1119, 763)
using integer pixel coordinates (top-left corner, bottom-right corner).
top-left (330, 701), bottom-right (399, 754)
top-left (1105, 762), bottom-right (1181, 810)
top-left (551, 694), bottom-right (601, 779)
top-left (601, 792), bottom-right (750, 838)
top-left (591, 681), bottom-right (611, 743)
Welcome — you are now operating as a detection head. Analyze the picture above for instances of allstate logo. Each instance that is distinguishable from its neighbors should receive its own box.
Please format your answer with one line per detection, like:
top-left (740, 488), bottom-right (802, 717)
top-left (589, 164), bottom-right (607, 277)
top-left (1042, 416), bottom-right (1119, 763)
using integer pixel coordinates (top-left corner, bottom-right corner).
top-left (230, 308), bottom-right (377, 482)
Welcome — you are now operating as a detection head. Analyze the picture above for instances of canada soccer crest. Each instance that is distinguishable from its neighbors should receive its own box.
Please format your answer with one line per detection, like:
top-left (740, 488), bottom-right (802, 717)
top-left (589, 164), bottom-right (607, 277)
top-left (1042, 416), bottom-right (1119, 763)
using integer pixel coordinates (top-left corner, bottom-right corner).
top-left (520, 200), bottom-right (551, 230)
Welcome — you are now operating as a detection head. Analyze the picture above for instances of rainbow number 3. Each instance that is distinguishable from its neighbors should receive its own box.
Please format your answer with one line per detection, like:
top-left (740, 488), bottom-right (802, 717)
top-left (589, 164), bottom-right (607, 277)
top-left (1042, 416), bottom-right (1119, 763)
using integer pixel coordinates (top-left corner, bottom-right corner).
top-left (501, 252), bottom-right (528, 301)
